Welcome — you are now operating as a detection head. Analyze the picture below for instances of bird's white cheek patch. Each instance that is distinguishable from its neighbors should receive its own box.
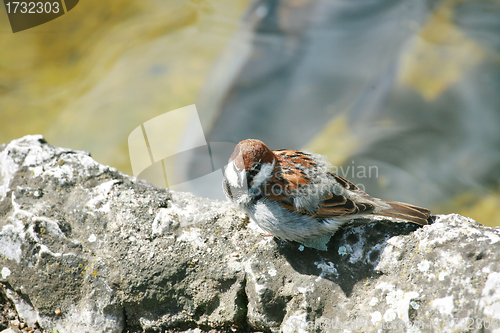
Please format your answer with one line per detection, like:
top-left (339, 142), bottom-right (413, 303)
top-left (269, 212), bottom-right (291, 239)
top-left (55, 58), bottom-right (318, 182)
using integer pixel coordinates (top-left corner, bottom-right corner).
top-left (251, 162), bottom-right (274, 189)
top-left (225, 161), bottom-right (246, 188)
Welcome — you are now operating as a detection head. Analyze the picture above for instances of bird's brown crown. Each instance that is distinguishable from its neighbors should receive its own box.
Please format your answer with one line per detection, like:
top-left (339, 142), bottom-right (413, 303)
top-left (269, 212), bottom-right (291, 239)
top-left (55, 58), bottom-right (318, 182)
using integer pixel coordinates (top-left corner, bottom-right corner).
top-left (230, 139), bottom-right (275, 171)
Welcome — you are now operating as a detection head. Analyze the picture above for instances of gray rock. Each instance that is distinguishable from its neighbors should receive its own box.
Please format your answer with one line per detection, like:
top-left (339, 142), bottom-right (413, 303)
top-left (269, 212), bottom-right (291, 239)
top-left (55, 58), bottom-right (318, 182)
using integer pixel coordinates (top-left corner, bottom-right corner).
top-left (0, 328), bottom-right (18, 333)
top-left (1, 135), bottom-right (500, 333)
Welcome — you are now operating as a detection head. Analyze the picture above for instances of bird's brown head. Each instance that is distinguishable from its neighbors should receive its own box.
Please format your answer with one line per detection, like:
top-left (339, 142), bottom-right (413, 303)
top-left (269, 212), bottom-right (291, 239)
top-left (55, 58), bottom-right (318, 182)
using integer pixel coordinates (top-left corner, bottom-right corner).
top-left (230, 139), bottom-right (276, 171)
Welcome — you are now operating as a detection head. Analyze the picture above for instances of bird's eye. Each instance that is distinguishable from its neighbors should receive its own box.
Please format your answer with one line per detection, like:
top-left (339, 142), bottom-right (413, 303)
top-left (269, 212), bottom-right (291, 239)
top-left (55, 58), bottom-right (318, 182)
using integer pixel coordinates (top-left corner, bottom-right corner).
top-left (250, 162), bottom-right (260, 170)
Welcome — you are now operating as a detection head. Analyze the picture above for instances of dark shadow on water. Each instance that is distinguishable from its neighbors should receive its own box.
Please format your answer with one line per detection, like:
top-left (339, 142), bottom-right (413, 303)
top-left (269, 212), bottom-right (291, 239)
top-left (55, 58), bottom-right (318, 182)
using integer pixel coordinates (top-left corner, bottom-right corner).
top-left (276, 219), bottom-right (426, 297)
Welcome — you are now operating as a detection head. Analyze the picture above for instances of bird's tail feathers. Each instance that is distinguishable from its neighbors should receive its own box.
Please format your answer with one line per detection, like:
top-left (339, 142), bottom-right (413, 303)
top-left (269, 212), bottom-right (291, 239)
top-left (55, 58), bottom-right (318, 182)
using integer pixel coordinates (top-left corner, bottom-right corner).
top-left (377, 200), bottom-right (431, 225)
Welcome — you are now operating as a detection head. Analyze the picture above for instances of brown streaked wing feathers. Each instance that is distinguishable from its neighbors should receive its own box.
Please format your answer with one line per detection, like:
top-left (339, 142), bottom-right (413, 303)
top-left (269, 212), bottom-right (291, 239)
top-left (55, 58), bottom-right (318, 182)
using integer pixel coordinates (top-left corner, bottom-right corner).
top-left (312, 172), bottom-right (375, 218)
top-left (314, 195), bottom-right (375, 219)
top-left (264, 151), bottom-right (430, 224)
top-left (329, 172), bottom-right (360, 191)
top-left (267, 154), bottom-right (376, 218)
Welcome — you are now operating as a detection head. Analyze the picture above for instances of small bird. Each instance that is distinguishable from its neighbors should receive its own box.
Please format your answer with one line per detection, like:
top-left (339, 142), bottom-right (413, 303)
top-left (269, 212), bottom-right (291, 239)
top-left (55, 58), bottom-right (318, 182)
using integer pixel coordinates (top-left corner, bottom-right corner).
top-left (222, 139), bottom-right (431, 250)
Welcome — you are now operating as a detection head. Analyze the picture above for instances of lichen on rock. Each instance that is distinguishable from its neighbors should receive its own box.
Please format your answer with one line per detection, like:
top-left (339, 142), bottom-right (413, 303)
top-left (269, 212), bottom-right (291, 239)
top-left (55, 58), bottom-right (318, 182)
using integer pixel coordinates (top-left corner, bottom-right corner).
top-left (1, 135), bottom-right (500, 333)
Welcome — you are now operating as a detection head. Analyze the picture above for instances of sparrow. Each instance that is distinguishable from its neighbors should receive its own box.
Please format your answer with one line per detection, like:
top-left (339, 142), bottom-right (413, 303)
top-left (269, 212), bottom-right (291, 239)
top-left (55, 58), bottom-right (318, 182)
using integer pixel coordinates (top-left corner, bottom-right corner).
top-left (222, 139), bottom-right (431, 250)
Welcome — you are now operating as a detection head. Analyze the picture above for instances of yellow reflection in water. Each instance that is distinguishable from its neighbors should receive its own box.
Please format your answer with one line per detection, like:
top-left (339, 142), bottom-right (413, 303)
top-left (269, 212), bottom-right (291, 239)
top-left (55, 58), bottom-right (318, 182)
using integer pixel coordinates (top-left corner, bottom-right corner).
top-left (304, 114), bottom-right (360, 167)
top-left (399, 0), bottom-right (486, 101)
top-left (434, 190), bottom-right (500, 228)
top-left (0, 0), bottom-right (249, 174)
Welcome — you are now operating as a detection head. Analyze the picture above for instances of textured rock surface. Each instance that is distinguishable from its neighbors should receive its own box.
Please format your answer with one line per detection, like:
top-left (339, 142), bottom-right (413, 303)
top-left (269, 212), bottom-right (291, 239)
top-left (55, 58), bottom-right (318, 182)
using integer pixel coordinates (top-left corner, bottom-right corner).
top-left (1, 135), bottom-right (500, 333)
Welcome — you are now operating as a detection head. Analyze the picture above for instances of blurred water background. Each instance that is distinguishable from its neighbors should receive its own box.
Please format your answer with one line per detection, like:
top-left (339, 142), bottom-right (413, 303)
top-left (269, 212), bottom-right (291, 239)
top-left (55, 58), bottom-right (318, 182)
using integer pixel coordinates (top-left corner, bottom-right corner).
top-left (1, 0), bottom-right (499, 227)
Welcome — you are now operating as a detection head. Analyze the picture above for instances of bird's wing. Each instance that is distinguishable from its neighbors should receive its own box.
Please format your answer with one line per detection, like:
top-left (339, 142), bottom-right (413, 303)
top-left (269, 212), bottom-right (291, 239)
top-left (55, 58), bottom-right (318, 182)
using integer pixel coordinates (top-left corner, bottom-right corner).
top-left (264, 151), bottom-right (375, 218)
top-left (312, 172), bottom-right (375, 219)
top-left (260, 149), bottom-right (315, 212)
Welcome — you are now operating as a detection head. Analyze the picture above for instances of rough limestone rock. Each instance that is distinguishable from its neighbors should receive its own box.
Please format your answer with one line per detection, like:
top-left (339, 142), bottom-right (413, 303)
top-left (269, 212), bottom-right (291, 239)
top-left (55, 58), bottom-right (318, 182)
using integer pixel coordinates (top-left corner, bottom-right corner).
top-left (0, 135), bottom-right (500, 333)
